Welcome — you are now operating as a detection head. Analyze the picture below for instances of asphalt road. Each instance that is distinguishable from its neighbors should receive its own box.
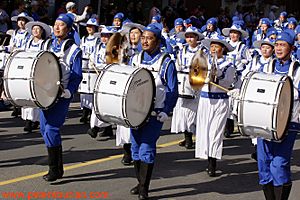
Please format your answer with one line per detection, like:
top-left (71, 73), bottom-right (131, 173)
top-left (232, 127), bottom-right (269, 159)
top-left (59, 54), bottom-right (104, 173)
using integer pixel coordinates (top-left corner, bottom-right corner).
top-left (0, 101), bottom-right (300, 200)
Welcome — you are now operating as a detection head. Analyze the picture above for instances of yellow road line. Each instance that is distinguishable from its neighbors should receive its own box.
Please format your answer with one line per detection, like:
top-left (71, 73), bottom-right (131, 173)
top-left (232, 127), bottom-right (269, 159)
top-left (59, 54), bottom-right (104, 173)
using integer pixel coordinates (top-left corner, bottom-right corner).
top-left (0, 139), bottom-right (182, 186)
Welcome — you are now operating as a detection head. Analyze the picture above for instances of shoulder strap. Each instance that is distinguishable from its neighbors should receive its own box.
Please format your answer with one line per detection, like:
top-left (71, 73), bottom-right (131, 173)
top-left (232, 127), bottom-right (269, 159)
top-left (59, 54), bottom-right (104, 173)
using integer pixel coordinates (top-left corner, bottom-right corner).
top-left (289, 60), bottom-right (300, 77)
top-left (267, 58), bottom-right (276, 74)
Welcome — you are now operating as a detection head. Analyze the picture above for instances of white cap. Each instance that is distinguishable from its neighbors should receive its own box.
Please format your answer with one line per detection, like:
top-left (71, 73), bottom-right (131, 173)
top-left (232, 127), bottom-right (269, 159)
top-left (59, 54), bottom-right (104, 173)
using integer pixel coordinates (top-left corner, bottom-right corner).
top-left (66, 2), bottom-right (76, 11)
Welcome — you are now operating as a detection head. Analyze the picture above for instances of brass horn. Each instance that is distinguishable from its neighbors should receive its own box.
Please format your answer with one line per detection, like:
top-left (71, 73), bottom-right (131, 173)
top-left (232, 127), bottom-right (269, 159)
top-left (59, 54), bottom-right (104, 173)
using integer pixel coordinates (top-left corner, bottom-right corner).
top-left (105, 32), bottom-right (127, 64)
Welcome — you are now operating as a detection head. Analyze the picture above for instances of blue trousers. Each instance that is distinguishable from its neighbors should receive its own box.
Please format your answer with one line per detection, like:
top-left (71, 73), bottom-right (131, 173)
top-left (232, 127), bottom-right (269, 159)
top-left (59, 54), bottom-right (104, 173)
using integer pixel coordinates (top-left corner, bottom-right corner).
top-left (257, 127), bottom-right (297, 186)
top-left (40, 98), bottom-right (71, 147)
top-left (130, 116), bottom-right (163, 164)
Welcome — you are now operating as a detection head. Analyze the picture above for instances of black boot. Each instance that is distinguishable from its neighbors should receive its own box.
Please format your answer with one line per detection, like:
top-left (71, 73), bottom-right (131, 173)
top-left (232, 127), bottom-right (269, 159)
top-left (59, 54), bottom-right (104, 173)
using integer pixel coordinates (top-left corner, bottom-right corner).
top-left (262, 182), bottom-right (275, 200)
top-left (138, 162), bottom-right (154, 200)
top-left (57, 146), bottom-right (64, 178)
top-left (178, 132), bottom-right (186, 147)
top-left (251, 145), bottom-right (257, 161)
top-left (130, 160), bottom-right (141, 195)
top-left (87, 126), bottom-right (100, 138)
top-left (11, 106), bottom-right (21, 117)
top-left (207, 157), bottom-right (216, 177)
top-left (31, 121), bottom-right (40, 130)
top-left (121, 143), bottom-right (133, 165)
top-left (99, 125), bottom-right (113, 137)
top-left (274, 183), bottom-right (292, 200)
top-left (43, 146), bottom-right (61, 182)
top-left (80, 107), bottom-right (91, 123)
top-left (185, 132), bottom-right (193, 149)
top-left (23, 120), bottom-right (32, 133)
top-left (224, 118), bottom-right (234, 138)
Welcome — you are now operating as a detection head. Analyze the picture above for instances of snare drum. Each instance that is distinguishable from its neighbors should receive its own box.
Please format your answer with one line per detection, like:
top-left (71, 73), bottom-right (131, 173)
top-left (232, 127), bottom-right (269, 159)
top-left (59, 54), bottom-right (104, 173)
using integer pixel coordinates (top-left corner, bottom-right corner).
top-left (3, 50), bottom-right (61, 109)
top-left (177, 71), bottom-right (195, 99)
top-left (94, 63), bottom-right (155, 128)
top-left (78, 69), bottom-right (98, 94)
top-left (237, 72), bottom-right (293, 141)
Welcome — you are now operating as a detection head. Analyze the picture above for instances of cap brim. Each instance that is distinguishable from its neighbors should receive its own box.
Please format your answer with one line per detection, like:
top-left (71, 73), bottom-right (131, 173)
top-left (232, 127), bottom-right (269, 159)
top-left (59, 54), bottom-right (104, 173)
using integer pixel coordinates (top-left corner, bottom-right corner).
top-left (253, 40), bottom-right (274, 48)
top-left (222, 28), bottom-right (249, 39)
top-left (184, 31), bottom-right (204, 40)
top-left (202, 38), bottom-right (234, 52)
top-left (25, 21), bottom-right (52, 38)
top-left (11, 15), bottom-right (34, 22)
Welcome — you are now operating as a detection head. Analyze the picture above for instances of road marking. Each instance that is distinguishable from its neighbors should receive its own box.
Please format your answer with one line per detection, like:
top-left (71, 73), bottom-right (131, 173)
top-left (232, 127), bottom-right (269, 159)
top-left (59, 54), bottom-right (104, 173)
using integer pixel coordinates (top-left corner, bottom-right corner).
top-left (0, 139), bottom-right (182, 186)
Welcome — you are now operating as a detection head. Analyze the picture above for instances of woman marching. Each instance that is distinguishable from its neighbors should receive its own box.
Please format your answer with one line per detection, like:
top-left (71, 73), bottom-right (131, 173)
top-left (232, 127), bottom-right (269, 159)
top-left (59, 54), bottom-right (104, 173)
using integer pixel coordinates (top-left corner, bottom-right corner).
top-left (195, 35), bottom-right (236, 177)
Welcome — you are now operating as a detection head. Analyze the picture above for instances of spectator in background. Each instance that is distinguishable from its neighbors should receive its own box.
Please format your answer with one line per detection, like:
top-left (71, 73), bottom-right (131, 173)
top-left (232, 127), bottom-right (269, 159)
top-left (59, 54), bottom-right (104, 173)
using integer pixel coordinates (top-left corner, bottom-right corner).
top-left (133, 1), bottom-right (146, 25)
top-left (149, 0), bottom-right (161, 23)
top-left (269, 5), bottom-right (279, 21)
top-left (66, 1), bottom-right (89, 33)
top-left (30, 1), bottom-right (40, 21)
top-left (0, 3), bottom-right (10, 33)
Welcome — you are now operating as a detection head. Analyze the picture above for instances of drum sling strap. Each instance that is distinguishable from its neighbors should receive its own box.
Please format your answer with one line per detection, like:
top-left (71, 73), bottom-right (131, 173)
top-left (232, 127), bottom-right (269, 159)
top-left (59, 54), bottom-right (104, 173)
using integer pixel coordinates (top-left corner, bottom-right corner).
top-left (268, 59), bottom-right (299, 77)
top-left (136, 51), bottom-right (171, 86)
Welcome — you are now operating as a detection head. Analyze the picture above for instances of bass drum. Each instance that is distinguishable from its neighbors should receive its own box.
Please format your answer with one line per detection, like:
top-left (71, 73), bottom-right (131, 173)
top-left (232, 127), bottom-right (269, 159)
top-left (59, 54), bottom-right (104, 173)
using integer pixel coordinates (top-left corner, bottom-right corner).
top-left (3, 50), bottom-right (61, 109)
top-left (94, 63), bottom-right (155, 128)
top-left (237, 71), bottom-right (293, 141)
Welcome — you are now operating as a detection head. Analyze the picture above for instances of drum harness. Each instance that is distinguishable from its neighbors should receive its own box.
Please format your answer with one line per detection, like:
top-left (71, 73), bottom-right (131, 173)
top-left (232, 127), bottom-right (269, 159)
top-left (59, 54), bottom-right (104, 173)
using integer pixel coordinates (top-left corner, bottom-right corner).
top-left (134, 50), bottom-right (171, 117)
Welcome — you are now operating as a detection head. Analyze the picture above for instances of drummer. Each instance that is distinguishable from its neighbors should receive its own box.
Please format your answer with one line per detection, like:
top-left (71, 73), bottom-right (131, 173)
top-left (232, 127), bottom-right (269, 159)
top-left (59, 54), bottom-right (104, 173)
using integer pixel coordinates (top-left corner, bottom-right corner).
top-left (129, 23), bottom-right (178, 199)
top-left (116, 22), bottom-right (144, 166)
top-left (86, 26), bottom-right (116, 139)
top-left (40, 14), bottom-right (82, 182)
top-left (195, 35), bottom-right (236, 177)
top-left (256, 30), bottom-right (300, 200)
top-left (171, 26), bottom-right (205, 149)
top-left (21, 21), bottom-right (51, 134)
top-left (242, 37), bottom-right (275, 160)
top-left (2, 12), bottom-right (33, 117)
top-left (79, 18), bottom-right (100, 124)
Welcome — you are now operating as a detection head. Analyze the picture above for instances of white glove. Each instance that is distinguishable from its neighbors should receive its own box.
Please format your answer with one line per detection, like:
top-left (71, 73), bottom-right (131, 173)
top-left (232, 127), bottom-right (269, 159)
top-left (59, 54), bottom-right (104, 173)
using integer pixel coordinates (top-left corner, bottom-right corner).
top-left (241, 59), bottom-right (248, 65)
top-left (0, 46), bottom-right (5, 51)
top-left (227, 89), bottom-right (240, 98)
top-left (61, 89), bottom-right (72, 99)
top-left (157, 112), bottom-right (168, 123)
top-left (204, 77), bottom-right (210, 84)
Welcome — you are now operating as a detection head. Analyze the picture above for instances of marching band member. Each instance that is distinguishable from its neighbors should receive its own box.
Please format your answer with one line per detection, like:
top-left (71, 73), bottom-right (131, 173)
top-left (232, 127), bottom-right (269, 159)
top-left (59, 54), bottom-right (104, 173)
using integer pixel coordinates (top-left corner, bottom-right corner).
top-left (21, 21), bottom-right (51, 134)
top-left (242, 37), bottom-right (275, 160)
top-left (274, 11), bottom-right (288, 32)
top-left (79, 18), bottom-right (100, 124)
top-left (41, 14), bottom-right (82, 182)
top-left (195, 35), bottom-right (236, 177)
top-left (112, 12), bottom-right (124, 31)
top-left (116, 22), bottom-right (144, 165)
top-left (171, 26), bottom-right (204, 149)
top-left (257, 30), bottom-right (300, 200)
top-left (222, 23), bottom-right (251, 138)
top-left (202, 18), bottom-right (220, 39)
top-left (65, 1), bottom-right (89, 33)
top-left (5, 12), bottom-right (33, 117)
top-left (286, 17), bottom-right (297, 31)
top-left (86, 26), bottom-right (116, 138)
top-left (129, 23), bottom-right (178, 200)
top-left (252, 18), bottom-right (270, 45)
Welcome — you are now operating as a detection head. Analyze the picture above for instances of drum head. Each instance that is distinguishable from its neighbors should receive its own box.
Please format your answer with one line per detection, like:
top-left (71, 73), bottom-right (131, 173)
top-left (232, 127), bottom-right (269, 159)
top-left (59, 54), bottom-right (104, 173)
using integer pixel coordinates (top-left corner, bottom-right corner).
top-left (33, 52), bottom-right (60, 108)
top-left (125, 68), bottom-right (155, 127)
top-left (276, 76), bottom-right (293, 140)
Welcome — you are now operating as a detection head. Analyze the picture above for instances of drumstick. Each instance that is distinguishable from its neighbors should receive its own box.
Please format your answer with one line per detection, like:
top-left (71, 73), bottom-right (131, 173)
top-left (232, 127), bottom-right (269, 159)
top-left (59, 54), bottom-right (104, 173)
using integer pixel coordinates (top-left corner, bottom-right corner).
top-left (1, 37), bottom-right (7, 46)
top-left (209, 82), bottom-right (229, 92)
top-left (90, 62), bottom-right (100, 75)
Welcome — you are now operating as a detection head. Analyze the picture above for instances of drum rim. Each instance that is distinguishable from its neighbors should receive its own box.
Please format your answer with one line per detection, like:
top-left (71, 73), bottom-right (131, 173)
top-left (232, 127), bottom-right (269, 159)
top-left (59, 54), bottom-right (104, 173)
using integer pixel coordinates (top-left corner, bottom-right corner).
top-left (123, 67), bottom-right (156, 128)
top-left (32, 51), bottom-right (61, 109)
top-left (237, 71), bottom-right (293, 141)
top-left (274, 75), bottom-right (293, 141)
